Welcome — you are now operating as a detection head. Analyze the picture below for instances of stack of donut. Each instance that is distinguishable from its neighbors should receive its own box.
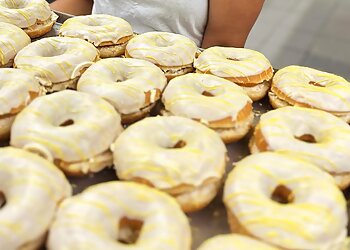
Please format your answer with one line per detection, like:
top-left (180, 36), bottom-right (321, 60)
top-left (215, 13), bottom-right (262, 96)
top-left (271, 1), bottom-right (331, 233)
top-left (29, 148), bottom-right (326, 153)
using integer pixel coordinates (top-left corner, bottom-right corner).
top-left (0, 2), bottom-right (350, 249)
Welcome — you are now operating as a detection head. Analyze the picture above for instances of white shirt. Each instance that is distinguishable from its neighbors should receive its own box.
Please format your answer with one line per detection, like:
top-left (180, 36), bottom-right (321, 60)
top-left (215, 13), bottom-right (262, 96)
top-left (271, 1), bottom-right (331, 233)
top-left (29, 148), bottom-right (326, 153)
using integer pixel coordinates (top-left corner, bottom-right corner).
top-left (92, 0), bottom-right (208, 46)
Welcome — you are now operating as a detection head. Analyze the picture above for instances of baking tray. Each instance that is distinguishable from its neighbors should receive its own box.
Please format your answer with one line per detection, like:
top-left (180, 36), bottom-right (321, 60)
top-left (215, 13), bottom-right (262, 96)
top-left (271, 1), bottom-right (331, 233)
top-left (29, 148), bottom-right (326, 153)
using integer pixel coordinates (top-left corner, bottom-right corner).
top-left (20, 11), bottom-right (350, 249)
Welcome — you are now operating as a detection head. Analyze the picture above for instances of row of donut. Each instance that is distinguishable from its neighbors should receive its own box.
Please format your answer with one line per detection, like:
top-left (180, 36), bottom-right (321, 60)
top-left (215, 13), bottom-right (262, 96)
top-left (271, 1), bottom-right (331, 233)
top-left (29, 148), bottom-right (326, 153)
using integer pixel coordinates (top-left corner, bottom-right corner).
top-left (2, 85), bottom-right (350, 249)
top-left (2, 110), bottom-right (350, 250)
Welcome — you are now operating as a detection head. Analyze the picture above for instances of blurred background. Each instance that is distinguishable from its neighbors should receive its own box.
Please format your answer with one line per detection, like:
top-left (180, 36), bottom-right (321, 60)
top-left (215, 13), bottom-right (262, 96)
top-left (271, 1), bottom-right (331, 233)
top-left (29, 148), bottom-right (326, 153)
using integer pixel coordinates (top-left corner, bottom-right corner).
top-left (247, 0), bottom-right (350, 80)
top-left (48, 0), bottom-right (350, 79)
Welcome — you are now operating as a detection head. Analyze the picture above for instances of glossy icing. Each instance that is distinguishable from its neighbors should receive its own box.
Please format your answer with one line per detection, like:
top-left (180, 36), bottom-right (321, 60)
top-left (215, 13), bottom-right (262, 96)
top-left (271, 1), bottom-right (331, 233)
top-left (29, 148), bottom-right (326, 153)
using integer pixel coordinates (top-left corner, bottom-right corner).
top-left (14, 37), bottom-right (99, 84)
top-left (126, 31), bottom-right (197, 66)
top-left (224, 152), bottom-right (348, 250)
top-left (10, 90), bottom-right (123, 163)
top-left (47, 181), bottom-right (191, 250)
top-left (59, 14), bottom-right (133, 46)
top-left (0, 147), bottom-right (71, 250)
top-left (78, 58), bottom-right (167, 114)
top-left (0, 22), bottom-right (30, 65)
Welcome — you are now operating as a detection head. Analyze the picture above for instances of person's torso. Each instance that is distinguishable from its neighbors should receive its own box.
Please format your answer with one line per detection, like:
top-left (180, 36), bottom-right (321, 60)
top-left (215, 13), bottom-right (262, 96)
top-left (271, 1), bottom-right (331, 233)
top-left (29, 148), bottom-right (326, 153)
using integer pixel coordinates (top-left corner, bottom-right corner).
top-left (92, 0), bottom-right (208, 46)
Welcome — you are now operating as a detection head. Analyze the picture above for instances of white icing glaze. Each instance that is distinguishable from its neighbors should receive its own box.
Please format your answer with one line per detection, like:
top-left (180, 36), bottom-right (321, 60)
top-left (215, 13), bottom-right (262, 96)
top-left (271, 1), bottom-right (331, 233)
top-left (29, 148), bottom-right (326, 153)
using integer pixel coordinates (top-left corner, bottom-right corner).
top-left (10, 90), bottom-right (123, 162)
top-left (197, 234), bottom-right (280, 250)
top-left (0, 68), bottom-right (40, 115)
top-left (253, 106), bottom-right (350, 174)
top-left (14, 37), bottom-right (99, 84)
top-left (113, 116), bottom-right (227, 189)
top-left (47, 181), bottom-right (191, 250)
top-left (0, 0), bottom-right (52, 28)
top-left (0, 22), bottom-right (30, 65)
top-left (194, 46), bottom-right (273, 79)
top-left (0, 147), bottom-right (71, 250)
top-left (59, 14), bottom-right (133, 46)
top-left (272, 65), bottom-right (350, 112)
top-left (162, 73), bottom-right (252, 122)
top-left (78, 58), bottom-right (167, 114)
top-left (224, 152), bottom-right (348, 250)
top-left (126, 31), bottom-right (197, 66)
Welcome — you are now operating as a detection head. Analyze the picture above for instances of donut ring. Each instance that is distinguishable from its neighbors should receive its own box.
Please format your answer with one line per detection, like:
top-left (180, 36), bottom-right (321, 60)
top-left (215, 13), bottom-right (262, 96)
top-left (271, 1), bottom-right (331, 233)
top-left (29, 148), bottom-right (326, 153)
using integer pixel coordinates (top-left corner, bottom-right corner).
top-left (194, 46), bottom-right (273, 101)
top-left (162, 73), bottom-right (253, 143)
top-left (14, 37), bottom-right (99, 93)
top-left (198, 234), bottom-right (280, 250)
top-left (59, 14), bottom-right (134, 58)
top-left (0, 68), bottom-right (41, 140)
top-left (10, 90), bottom-right (123, 176)
top-left (0, 22), bottom-right (30, 68)
top-left (125, 31), bottom-right (198, 80)
top-left (224, 152), bottom-right (348, 250)
top-left (250, 106), bottom-right (350, 189)
top-left (0, 147), bottom-right (71, 250)
top-left (269, 65), bottom-right (350, 122)
top-left (47, 181), bottom-right (191, 250)
top-left (0, 0), bottom-right (58, 38)
top-left (112, 116), bottom-right (227, 212)
top-left (78, 58), bottom-right (167, 124)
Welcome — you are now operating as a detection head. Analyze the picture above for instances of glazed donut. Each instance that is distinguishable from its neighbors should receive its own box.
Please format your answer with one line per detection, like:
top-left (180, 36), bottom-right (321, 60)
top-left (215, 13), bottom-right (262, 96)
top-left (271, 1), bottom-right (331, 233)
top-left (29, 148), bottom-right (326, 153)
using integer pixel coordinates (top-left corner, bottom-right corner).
top-left (162, 73), bottom-right (253, 143)
top-left (269, 65), bottom-right (350, 122)
top-left (249, 106), bottom-right (350, 189)
top-left (0, 22), bottom-right (30, 68)
top-left (0, 68), bottom-right (41, 140)
top-left (59, 14), bottom-right (134, 58)
top-left (0, 0), bottom-right (58, 38)
top-left (112, 116), bottom-right (227, 212)
top-left (198, 234), bottom-right (280, 250)
top-left (10, 90), bottom-right (123, 176)
top-left (0, 147), bottom-right (71, 250)
top-left (78, 58), bottom-right (167, 124)
top-left (47, 181), bottom-right (191, 250)
top-left (125, 31), bottom-right (198, 80)
top-left (224, 152), bottom-right (348, 250)
top-left (14, 37), bottom-right (99, 93)
top-left (194, 46), bottom-right (274, 101)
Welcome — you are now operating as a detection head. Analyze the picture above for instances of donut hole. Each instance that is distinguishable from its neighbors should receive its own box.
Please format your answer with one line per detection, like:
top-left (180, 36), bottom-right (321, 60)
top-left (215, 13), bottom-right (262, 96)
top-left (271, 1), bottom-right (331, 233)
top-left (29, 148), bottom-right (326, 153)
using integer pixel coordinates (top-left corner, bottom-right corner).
top-left (155, 37), bottom-right (174, 47)
top-left (295, 134), bottom-right (317, 143)
top-left (169, 140), bottom-right (187, 149)
top-left (227, 58), bottom-right (240, 61)
top-left (0, 191), bottom-right (6, 208)
top-left (117, 217), bottom-right (144, 244)
top-left (59, 119), bottom-right (74, 127)
top-left (271, 185), bottom-right (294, 204)
top-left (202, 91), bottom-right (215, 97)
top-left (41, 47), bottom-right (68, 57)
top-left (309, 81), bottom-right (323, 87)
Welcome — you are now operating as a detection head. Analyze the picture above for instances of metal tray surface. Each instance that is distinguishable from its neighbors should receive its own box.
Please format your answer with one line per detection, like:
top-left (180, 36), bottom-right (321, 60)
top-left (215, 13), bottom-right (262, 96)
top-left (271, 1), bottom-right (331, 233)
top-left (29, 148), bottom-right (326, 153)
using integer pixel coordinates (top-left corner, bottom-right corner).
top-left (18, 11), bottom-right (350, 249)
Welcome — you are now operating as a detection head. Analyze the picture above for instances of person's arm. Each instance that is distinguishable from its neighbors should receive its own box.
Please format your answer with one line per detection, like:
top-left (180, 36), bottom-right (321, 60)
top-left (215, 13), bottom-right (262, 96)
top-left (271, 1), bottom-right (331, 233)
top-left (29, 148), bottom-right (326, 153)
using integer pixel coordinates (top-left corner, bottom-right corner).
top-left (201, 0), bottom-right (265, 48)
top-left (50, 0), bottom-right (93, 15)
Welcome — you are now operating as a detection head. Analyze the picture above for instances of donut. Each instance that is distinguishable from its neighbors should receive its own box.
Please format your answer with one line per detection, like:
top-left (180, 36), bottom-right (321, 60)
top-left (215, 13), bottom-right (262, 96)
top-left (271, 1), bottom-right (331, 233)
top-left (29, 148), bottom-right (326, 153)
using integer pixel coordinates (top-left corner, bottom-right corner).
top-left (78, 58), bottom-right (167, 124)
top-left (194, 46), bottom-right (274, 101)
top-left (14, 37), bottom-right (99, 93)
top-left (161, 73), bottom-right (253, 143)
top-left (112, 116), bottom-right (227, 212)
top-left (47, 181), bottom-right (191, 250)
top-left (59, 14), bottom-right (134, 58)
top-left (198, 234), bottom-right (280, 250)
top-left (223, 152), bottom-right (348, 250)
top-left (269, 65), bottom-right (350, 122)
top-left (10, 90), bottom-right (123, 176)
top-left (249, 106), bottom-right (350, 189)
top-left (0, 147), bottom-right (71, 250)
top-left (0, 68), bottom-right (41, 140)
top-left (0, 22), bottom-right (30, 68)
top-left (0, 0), bottom-right (58, 38)
top-left (125, 31), bottom-right (198, 80)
